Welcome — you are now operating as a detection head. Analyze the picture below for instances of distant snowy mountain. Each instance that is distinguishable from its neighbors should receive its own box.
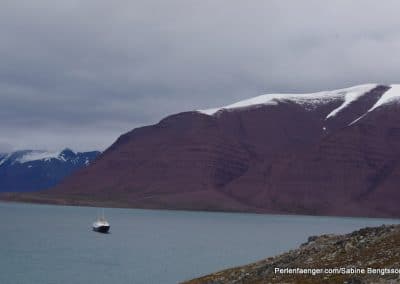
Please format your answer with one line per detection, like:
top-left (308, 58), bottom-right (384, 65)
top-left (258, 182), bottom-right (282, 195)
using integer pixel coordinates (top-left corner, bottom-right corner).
top-left (0, 149), bottom-right (100, 192)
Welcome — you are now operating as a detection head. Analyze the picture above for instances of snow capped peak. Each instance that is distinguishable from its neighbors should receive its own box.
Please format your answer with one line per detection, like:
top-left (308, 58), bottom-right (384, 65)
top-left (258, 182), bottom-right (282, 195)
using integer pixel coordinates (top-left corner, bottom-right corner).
top-left (0, 150), bottom-right (77, 165)
top-left (16, 151), bottom-right (64, 163)
top-left (198, 84), bottom-right (378, 116)
top-left (59, 148), bottom-right (76, 159)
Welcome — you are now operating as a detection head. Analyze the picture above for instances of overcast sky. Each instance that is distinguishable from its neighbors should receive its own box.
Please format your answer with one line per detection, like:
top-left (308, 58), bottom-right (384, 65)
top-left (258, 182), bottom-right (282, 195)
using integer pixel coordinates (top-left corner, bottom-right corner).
top-left (1, 0), bottom-right (400, 152)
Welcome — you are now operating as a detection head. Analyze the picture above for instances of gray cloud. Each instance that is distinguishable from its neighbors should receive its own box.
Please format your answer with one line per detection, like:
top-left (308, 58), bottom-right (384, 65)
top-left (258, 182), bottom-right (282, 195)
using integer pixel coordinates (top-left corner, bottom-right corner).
top-left (1, 0), bottom-right (400, 152)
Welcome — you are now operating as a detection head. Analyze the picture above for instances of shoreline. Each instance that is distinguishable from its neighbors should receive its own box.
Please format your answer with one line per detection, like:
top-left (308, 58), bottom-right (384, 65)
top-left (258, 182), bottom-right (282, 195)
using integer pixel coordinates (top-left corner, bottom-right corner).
top-left (183, 224), bottom-right (400, 284)
top-left (1, 197), bottom-right (400, 222)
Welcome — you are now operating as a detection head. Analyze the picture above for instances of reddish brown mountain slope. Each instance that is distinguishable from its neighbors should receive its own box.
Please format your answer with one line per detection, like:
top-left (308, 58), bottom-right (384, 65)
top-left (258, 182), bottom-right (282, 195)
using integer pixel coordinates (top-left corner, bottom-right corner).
top-left (6, 84), bottom-right (400, 217)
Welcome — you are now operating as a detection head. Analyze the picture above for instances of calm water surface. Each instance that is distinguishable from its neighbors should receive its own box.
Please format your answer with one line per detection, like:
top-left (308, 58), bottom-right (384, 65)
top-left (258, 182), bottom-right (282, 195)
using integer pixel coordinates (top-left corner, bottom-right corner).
top-left (1, 202), bottom-right (399, 284)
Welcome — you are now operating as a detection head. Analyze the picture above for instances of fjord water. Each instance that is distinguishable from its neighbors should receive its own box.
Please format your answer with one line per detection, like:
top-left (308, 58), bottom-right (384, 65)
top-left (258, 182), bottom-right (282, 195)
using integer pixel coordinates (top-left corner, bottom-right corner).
top-left (2, 202), bottom-right (399, 284)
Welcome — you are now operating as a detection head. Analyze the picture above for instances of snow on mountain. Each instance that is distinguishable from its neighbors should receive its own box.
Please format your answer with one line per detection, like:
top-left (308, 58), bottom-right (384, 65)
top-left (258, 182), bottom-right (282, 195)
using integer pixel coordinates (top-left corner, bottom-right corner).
top-left (16, 150), bottom-right (65, 163)
top-left (198, 84), bottom-right (378, 116)
top-left (0, 149), bottom-right (101, 192)
top-left (0, 149), bottom-right (96, 165)
top-left (198, 92), bottom-right (339, 115)
top-left (368, 84), bottom-right (400, 112)
top-left (0, 154), bottom-right (10, 166)
top-left (348, 84), bottom-right (400, 125)
top-left (325, 84), bottom-right (377, 119)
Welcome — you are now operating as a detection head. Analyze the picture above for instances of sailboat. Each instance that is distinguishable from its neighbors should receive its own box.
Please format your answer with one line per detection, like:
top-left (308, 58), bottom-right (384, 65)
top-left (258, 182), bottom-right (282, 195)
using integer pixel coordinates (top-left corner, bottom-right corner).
top-left (92, 208), bottom-right (110, 233)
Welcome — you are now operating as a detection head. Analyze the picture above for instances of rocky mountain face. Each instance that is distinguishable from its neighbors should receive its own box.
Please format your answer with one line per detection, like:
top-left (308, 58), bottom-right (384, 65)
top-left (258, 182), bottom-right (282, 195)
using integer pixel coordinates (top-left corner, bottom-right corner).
top-left (184, 224), bottom-right (400, 284)
top-left (0, 149), bottom-right (100, 192)
top-left (9, 84), bottom-right (400, 217)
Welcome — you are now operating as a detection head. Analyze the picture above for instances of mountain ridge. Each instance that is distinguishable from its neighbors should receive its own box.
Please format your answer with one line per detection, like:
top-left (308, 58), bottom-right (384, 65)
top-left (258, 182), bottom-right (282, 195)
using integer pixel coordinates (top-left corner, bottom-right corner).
top-left (0, 149), bottom-right (100, 192)
top-left (3, 84), bottom-right (400, 217)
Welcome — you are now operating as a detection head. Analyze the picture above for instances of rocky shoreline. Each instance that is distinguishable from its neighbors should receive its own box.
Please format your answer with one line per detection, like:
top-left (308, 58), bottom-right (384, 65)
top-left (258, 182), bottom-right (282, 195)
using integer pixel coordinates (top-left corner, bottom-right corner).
top-left (183, 224), bottom-right (400, 284)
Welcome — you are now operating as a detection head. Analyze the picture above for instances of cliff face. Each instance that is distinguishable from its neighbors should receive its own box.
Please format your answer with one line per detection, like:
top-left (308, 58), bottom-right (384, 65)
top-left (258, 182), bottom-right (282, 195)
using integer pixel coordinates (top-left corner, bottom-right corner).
top-left (11, 84), bottom-right (400, 217)
top-left (184, 224), bottom-right (400, 284)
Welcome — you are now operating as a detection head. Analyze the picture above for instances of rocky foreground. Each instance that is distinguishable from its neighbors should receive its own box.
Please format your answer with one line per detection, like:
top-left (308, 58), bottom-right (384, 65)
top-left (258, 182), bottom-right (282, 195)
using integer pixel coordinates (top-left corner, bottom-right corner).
top-left (184, 224), bottom-right (400, 284)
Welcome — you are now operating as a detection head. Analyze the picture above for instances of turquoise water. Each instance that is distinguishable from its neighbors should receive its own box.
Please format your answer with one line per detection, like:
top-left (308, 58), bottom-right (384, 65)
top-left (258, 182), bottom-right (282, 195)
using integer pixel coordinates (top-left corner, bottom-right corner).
top-left (1, 202), bottom-right (399, 284)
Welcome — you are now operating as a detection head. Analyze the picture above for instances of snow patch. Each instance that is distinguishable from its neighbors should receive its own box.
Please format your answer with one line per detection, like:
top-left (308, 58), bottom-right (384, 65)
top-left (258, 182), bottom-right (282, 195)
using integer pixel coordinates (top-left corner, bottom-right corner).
top-left (16, 151), bottom-right (63, 163)
top-left (349, 84), bottom-right (400, 125)
top-left (367, 84), bottom-right (400, 112)
top-left (198, 84), bottom-right (377, 116)
top-left (325, 84), bottom-right (377, 119)
top-left (0, 154), bottom-right (11, 166)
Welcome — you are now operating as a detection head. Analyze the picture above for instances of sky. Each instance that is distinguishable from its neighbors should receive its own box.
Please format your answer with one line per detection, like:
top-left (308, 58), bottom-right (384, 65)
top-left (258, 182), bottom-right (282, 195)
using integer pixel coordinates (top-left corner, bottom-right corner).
top-left (2, 0), bottom-right (400, 152)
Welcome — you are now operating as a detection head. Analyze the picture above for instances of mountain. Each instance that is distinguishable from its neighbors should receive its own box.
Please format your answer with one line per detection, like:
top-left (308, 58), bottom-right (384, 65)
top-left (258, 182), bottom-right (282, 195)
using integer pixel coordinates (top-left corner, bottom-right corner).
top-left (0, 149), bottom-right (100, 192)
top-left (5, 84), bottom-right (400, 217)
